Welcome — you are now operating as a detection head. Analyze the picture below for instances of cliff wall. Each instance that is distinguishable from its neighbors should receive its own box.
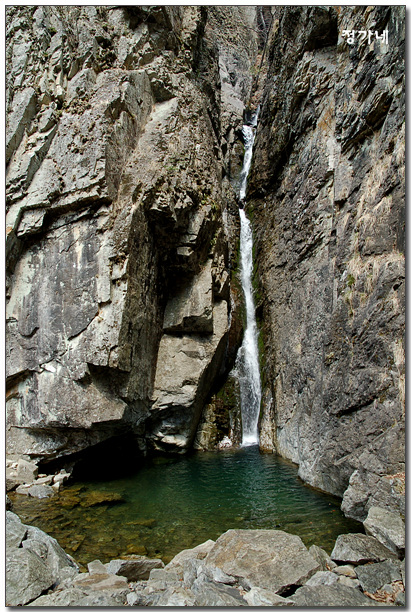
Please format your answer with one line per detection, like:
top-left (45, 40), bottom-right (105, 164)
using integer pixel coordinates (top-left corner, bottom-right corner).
top-left (6, 6), bottom-right (258, 461)
top-left (249, 6), bottom-right (405, 520)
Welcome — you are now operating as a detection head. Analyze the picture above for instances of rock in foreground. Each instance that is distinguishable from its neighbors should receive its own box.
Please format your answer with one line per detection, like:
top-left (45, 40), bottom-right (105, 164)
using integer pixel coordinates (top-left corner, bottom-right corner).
top-left (204, 529), bottom-right (320, 593)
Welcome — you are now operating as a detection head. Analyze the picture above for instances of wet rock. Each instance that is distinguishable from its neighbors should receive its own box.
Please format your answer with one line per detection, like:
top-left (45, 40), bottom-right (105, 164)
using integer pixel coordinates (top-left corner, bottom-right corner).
top-left (204, 529), bottom-right (320, 593)
top-left (105, 555), bottom-right (164, 581)
top-left (290, 584), bottom-right (384, 607)
top-left (355, 560), bottom-right (403, 594)
top-left (331, 533), bottom-right (397, 565)
top-left (364, 506), bottom-right (405, 559)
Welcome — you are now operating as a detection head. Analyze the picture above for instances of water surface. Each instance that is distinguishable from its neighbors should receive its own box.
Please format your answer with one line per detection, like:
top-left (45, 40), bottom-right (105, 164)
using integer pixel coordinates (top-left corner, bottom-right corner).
top-left (10, 447), bottom-right (362, 566)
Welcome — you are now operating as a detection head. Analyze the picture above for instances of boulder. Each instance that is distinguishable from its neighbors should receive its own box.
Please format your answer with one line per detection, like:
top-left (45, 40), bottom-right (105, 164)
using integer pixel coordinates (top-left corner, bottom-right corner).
top-left (332, 564), bottom-right (357, 578)
top-left (308, 544), bottom-right (337, 571)
top-left (6, 511), bottom-right (27, 548)
top-left (6, 548), bottom-right (54, 606)
top-left (16, 458), bottom-right (38, 483)
top-left (6, 512), bottom-right (79, 605)
top-left (26, 483), bottom-right (56, 499)
top-left (290, 584), bottom-right (384, 607)
top-left (204, 529), bottom-right (320, 594)
top-left (331, 533), bottom-right (397, 565)
top-left (165, 538), bottom-right (215, 574)
top-left (22, 525), bottom-right (78, 584)
top-left (148, 585), bottom-right (197, 607)
top-left (364, 506), bottom-right (405, 559)
top-left (355, 560), bottom-right (403, 594)
top-left (105, 555), bottom-right (164, 581)
top-left (192, 573), bottom-right (247, 606)
top-left (35, 475), bottom-right (54, 485)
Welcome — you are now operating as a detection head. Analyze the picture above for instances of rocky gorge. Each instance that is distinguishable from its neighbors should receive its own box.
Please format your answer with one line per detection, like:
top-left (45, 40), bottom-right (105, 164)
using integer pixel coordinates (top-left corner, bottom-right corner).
top-left (6, 5), bottom-right (405, 608)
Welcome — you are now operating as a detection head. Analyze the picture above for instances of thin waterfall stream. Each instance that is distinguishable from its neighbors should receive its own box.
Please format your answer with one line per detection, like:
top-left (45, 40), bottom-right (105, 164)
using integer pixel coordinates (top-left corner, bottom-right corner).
top-left (236, 112), bottom-right (262, 446)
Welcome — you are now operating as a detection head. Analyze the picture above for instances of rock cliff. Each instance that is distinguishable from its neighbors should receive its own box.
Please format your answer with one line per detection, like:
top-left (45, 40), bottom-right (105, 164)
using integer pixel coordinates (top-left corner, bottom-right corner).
top-left (6, 6), bottom-right (404, 523)
top-left (6, 7), bottom-right (259, 461)
top-left (248, 6), bottom-right (405, 519)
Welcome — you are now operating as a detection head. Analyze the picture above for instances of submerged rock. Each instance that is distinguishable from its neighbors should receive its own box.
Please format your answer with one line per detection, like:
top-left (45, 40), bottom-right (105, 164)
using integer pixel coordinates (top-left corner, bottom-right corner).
top-left (80, 491), bottom-right (124, 507)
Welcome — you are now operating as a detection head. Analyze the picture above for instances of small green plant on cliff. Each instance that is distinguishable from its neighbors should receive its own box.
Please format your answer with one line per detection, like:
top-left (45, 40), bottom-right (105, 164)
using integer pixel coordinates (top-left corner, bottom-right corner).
top-left (347, 274), bottom-right (355, 287)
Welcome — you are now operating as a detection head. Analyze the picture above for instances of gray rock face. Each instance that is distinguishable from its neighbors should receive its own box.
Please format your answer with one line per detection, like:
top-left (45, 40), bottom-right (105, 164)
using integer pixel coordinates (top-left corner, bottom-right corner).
top-left (331, 533), bottom-right (397, 565)
top-left (248, 5), bottom-right (405, 516)
top-left (290, 584), bottom-right (383, 607)
top-left (6, 548), bottom-right (54, 606)
top-left (355, 560), bottom-right (403, 594)
top-left (6, 512), bottom-right (78, 606)
top-left (204, 529), bottom-right (320, 594)
top-left (363, 506), bottom-right (405, 559)
top-left (6, 6), bottom-right (258, 461)
top-left (150, 300), bottom-right (230, 450)
top-left (308, 544), bottom-right (337, 571)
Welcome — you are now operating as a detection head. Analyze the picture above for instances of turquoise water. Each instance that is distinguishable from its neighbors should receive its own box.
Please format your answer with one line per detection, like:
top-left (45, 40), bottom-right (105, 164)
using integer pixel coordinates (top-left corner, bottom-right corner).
top-left (10, 447), bottom-right (362, 566)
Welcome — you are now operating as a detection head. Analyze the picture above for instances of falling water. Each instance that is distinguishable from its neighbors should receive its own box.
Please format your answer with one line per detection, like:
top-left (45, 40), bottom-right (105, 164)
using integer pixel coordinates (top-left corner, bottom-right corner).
top-left (236, 111), bottom-right (262, 446)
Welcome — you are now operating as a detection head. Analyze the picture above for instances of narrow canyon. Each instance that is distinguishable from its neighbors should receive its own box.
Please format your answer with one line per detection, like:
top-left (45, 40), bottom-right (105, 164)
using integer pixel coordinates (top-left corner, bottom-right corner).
top-left (6, 5), bottom-right (405, 607)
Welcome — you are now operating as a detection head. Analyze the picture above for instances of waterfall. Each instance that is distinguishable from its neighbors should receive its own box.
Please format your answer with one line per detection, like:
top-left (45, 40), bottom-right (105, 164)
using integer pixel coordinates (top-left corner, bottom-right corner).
top-left (236, 112), bottom-right (262, 446)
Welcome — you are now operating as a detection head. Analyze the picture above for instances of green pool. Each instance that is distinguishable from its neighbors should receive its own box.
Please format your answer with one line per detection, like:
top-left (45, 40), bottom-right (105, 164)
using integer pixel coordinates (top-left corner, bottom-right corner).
top-left (10, 446), bottom-right (362, 566)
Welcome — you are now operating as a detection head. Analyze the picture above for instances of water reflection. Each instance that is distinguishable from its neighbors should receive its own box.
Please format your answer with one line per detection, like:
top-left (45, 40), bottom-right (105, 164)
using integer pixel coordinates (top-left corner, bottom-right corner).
top-left (10, 447), bottom-right (363, 566)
